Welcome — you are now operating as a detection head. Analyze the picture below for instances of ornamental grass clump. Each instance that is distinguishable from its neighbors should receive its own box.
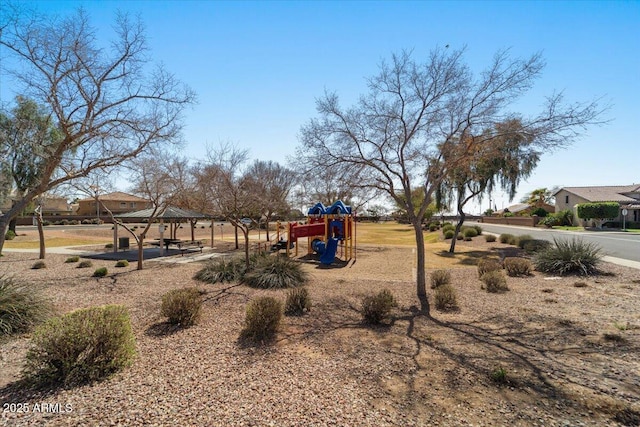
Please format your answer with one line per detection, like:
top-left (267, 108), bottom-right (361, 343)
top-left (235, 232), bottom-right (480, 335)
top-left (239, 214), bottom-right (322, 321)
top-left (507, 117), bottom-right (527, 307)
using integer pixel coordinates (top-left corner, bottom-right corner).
top-left (477, 258), bottom-right (502, 278)
top-left (485, 234), bottom-right (497, 243)
top-left (0, 276), bottom-right (52, 336)
top-left (161, 287), bottom-right (202, 327)
top-left (242, 256), bottom-right (307, 289)
top-left (115, 259), bottom-right (129, 268)
top-left (284, 287), bottom-right (311, 316)
top-left (193, 257), bottom-right (247, 284)
top-left (430, 269), bottom-right (451, 289)
top-left (499, 233), bottom-right (516, 245)
top-left (77, 260), bottom-right (93, 268)
top-left (361, 289), bottom-right (397, 325)
top-left (93, 267), bottom-right (108, 277)
top-left (434, 284), bottom-right (458, 311)
top-left (240, 296), bottom-right (283, 343)
top-left (533, 238), bottom-right (602, 276)
top-left (24, 305), bottom-right (136, 386)
top-left (504, 257), bottom-right (532, 277)
top-left (65, 256), bottom-right (80, 263)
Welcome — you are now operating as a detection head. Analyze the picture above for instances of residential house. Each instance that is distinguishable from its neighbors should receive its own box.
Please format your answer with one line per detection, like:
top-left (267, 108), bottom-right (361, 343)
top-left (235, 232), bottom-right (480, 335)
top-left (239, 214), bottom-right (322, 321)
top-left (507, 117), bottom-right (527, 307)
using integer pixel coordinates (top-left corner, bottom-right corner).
top-left (553, 185), bottom-right (640, 225)
top-left (0, 195), bottom-right (72, 216)
top-left (496, 202), bottom-right (555, 216)
top-left (76, 192), bottom-right (151, 217)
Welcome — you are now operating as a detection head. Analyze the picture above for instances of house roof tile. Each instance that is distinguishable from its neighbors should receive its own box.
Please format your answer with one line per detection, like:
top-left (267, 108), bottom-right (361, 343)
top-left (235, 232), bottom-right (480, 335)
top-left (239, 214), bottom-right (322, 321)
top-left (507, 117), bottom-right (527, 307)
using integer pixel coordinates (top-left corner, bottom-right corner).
top-left (77, 192), bottom-right (149, 203)
top-left (555, 185), bottom-right (639, 203)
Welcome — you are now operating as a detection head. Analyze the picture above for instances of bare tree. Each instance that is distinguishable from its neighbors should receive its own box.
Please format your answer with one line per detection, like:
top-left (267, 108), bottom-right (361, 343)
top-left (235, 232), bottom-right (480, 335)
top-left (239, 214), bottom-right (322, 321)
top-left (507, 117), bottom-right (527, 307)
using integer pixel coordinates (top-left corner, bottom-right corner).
top-left (297, 48), bottom-right (604, 314)
top-left (244, 160), bottom-right (296, 241)
top-left (196, 144), bottom-right (260, 269)
top-left (0, 6), bottom-right (195, 253)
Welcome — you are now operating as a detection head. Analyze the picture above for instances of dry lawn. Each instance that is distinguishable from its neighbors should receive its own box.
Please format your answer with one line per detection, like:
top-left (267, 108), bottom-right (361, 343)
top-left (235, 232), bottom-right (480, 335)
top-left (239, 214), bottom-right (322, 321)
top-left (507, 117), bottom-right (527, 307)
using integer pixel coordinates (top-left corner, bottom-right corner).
top-left (1, 224), bottom-right (639, 426)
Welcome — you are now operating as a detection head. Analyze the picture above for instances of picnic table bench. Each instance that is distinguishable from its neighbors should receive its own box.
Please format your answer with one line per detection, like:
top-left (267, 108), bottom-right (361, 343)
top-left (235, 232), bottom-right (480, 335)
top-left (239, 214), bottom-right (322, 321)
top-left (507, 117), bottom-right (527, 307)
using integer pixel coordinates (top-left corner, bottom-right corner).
top-left (149, 239), bottom-right (203, 255)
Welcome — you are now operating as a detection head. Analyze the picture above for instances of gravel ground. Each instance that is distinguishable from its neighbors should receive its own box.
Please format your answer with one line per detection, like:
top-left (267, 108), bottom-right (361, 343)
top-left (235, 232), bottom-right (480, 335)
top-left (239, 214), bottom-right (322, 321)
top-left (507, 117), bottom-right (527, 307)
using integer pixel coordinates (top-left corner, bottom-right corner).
top-left (1, 237), bottom-right (639, 426)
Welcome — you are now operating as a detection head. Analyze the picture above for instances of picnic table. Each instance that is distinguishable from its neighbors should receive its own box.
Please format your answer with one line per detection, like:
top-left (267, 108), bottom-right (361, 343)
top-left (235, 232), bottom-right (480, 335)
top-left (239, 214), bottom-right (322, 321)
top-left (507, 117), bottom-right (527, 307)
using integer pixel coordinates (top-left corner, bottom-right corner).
top-left (149, 239), bottom-right (203, 255)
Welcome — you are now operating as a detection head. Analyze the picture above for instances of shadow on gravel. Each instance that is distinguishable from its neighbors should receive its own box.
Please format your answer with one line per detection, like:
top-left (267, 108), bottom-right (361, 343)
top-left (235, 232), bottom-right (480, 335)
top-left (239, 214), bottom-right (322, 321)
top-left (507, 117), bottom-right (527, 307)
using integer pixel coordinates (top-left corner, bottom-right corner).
top-left (144, 321), bottom-right (184, 337)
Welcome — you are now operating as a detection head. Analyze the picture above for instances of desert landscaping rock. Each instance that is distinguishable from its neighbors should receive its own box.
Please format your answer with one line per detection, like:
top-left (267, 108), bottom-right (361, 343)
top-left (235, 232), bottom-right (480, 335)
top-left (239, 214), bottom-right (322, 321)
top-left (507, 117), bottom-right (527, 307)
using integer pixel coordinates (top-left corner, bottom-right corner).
top-left (1, 228), bottom-right (639, 426)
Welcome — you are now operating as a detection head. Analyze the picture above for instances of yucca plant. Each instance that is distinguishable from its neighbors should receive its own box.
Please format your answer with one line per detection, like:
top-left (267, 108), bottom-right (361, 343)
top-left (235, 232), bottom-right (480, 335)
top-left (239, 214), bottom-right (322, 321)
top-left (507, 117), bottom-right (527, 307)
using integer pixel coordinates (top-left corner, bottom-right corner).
top-left (534, 237), bottom-right (602, 275)
top-left (194, 257), bottom-right (247, 284)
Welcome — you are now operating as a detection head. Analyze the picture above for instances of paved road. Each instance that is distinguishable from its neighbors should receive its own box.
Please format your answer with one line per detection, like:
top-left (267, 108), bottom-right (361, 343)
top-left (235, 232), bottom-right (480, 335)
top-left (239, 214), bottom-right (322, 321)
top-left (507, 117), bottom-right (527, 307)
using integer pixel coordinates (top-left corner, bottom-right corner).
top-left (471, 222), bottom-right (640, 263)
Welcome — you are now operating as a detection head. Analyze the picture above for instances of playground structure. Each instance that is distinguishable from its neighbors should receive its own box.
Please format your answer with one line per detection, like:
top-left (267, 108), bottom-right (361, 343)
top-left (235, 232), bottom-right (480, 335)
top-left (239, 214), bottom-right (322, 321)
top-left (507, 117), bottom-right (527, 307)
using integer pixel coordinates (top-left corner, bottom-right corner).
top-left (275, 200), bottom-right (355, 265)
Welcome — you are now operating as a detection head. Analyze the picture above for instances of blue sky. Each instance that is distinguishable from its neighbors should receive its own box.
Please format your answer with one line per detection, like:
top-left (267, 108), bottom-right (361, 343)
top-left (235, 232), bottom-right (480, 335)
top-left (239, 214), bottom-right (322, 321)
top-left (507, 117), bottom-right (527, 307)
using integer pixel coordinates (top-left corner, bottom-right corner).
top-left (1, 0), bottom-right (638, 213)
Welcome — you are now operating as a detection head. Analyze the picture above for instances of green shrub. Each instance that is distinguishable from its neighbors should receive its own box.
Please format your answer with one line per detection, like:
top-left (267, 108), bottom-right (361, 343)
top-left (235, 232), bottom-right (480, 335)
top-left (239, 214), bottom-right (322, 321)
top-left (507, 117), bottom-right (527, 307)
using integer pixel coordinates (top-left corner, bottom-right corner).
top-left (242, 256), bottom-right (307, 289)
top-left (473, 225), bottom-right (483, 235)
top-left (78, 260), bottom-right (93, 268)
top-left (499, 233), bottom-right (516, 244)
top-left (24, 305), bottom-right (135, 386)
top-left (443, 229), bottom-right (455, 239)
top-left (516, 234), bottom-right (534, 249)
top-left (32, 261), bottom-right (46, 269)
top-left (504, 257), bottom-right (532, 276)
top-left (441, 223), bottom-right (455, 233)
top-left (240, 296), bottom-right (283, 343)
top-left (428, 224), bottom-right (438, 232)
top-left (4, 230), bottom-right (16, 240)
top-left (65, 256), bottom-right (80, 263)
top-left (104, 243), bottom-right (114, 249)
top-left (531, 207), bottom-right (548, 217)
top-left (481, 270), bottom-right (509, 293)
top-left (456, 234), bottom-right (464, 240)
top-left (0, 276), bottom-right (52, 336)
top-left (161, 287), bottom-right (202, 327)
top-left (463, 228), bottom-right (478, 239)
top-left (115, 259), bottom-right (129, 268)
top-left (477, 258), bottom-right (502, 277)
top-left (194, 257), bottom-right (247, 284)
top-left (430, 269), bottom-right (451, 289)
top-left (491, 366), bottom-right (507, 383)
top-left (504, 212), bottom-right (514, 217)
top-left (533, 238), bottom-right (602, 275)
top-left (361, 289), bottom-right (397, 324)
top-left (434, 284), bottom-right (458, 311)
top-left (284, 287), bottom-right (311, 316)
top-left (523, 239), bottom-right (551, 254)
top-left (485, 234), bottom-right (496, 243)
top-left (93, 267), bottom-right (108, 277)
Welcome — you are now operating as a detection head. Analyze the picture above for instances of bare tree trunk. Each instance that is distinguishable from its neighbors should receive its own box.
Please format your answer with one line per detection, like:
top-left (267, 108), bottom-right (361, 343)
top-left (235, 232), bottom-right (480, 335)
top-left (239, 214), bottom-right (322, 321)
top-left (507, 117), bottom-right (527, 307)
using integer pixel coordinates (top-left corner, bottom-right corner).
top-left (190, 219), bottom-right (196, 241)
top-left (36, 213), bottom-right (46, 259)
top-left (137, 234), bottom-right (145, 270)
top-left (265, 218), bottom-right (270, 241)
top-left (0, 216), bottom-right (8, 256)
top-left (243, 227), bottom-right (250, 270)
top-left (234, 225), bottom-right (239, 249)
top-left (412, 221), bottom-right (430, 314)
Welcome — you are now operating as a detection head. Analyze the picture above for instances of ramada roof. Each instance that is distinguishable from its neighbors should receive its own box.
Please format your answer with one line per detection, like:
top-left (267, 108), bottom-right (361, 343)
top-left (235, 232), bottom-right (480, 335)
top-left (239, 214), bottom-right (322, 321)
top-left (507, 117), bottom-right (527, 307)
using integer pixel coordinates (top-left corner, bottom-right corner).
top-left (78, 192), bottom-right (149, 203)
top-left (554, 185), bottom-right (640, 203)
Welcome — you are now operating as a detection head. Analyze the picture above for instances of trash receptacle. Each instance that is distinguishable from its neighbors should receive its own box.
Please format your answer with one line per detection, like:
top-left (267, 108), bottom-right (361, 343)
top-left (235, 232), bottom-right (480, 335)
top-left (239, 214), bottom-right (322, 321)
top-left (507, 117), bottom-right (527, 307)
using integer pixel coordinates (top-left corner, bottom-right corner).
top-left (118, 237), bottom-right (130, 250)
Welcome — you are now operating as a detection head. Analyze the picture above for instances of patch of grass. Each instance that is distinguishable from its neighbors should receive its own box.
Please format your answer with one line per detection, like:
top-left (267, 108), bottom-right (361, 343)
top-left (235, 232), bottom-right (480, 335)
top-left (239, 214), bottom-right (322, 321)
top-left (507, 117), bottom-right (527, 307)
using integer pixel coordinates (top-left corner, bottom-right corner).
top-left (490, 366), bottom-right (507, 383)
top-left (0, 275), bottom-right (52, 336)
top-left (5, 230), bottom-right (16, 240)
top-left (361, 289), bottom-right (397, 324)
top-left (93, 267), bottom-right (108, 277)
top-left (533, 238), bottom-right (602, 276)
top-left (240, 296), bottom-right (283, 343)
top-left (430, 269), bottom-right (451, 289)
top-left (284, 287), bottom-right (311, 316)
top-left (434, 284), bottom-right (458, 311)
top-left (32, 261), bottom-right (47, 269)
top-left (65, 256), bottom-right (80, 263)
top-left (242, 256), bottom-right (307, 289)
top-left (115, 259), bottom-right (129, 268)
top-left (161, 287), bottom-right (202, 327)
top-left (614, 322), bottom-right (631, 331)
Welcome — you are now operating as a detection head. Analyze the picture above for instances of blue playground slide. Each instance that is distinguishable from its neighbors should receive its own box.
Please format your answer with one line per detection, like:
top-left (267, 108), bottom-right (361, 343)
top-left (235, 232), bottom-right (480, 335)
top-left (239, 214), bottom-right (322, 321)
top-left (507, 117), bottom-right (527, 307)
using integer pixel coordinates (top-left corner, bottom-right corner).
top-left (320, 238), bottom-right (339, 265)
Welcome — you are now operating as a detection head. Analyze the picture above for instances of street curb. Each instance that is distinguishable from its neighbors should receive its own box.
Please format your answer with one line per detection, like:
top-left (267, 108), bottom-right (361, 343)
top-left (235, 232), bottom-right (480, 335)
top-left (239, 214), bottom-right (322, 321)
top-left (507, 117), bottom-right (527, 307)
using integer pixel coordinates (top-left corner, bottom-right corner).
top-left (602, 256), bottom-right (640, 270)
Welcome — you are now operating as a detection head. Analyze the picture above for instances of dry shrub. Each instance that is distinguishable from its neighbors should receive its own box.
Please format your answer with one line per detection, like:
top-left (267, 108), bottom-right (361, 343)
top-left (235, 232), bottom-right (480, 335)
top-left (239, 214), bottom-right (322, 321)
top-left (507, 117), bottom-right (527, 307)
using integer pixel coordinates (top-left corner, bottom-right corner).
top-left (284, 287), bottom-right (311, 316)
top-left (430, 269), bottom-right (451, 289)
top-left (481, 270), bottom-right (509, 293)
top-left (504, 257), bottom-right (532, 276)
top-left (434, 285), bottom-right (458, 311)
top-left (477, 259), bottom-right (502, 278)
top-left (240, 297), bottom-right (283, 343)
top-left (485, 234), bottom-right (497, 243)
top-left (24, 305), bottom-right (136, 386)
top-left (0, 275), bottom-right (52, 336)
top-left (161, 287), bottom-right (203, 327)
top-left (361, 289), bottom-right (397, 324)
